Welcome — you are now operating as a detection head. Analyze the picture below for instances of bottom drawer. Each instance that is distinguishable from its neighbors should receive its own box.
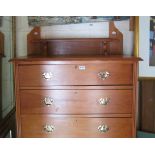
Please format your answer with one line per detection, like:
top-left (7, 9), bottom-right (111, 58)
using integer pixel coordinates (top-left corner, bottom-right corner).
top-left (20, 116), bottom-right (133, 138)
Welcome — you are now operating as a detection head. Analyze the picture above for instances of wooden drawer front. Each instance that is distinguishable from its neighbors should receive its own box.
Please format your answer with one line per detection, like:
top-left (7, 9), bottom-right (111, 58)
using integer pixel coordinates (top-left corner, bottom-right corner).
top-left (21, 116), bottom-right (132, 138)
top-left (18, 64), bottom-right (133, 87)
top-left (20, 89), bottom-right (132, 114)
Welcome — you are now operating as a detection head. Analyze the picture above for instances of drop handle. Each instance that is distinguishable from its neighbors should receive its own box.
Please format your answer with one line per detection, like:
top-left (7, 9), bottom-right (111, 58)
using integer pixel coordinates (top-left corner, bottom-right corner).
top-left (43, 97), bottom-right (54, 106)
top-left (98, 97), bottom-right (110, 106)
top-left (42, 72), bottom-right (53, 80)
top-left (44, 125), bottom-right (55, 133)
top-left (98, 71), bottom-right (110, 80)
top-left (98, 124), bottom-right (109, 133)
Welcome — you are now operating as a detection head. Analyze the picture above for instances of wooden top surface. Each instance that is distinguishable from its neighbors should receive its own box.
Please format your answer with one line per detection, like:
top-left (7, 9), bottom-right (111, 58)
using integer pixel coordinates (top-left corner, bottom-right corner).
top-left (31, 38), bottom-right (119, 42)
top-left (10, 55), bottom-right (142, 62)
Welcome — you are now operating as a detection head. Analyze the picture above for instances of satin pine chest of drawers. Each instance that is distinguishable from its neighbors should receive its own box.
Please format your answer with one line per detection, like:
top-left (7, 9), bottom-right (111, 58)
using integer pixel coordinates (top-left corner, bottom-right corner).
top-left (12, 56), bottom-right (139, 138)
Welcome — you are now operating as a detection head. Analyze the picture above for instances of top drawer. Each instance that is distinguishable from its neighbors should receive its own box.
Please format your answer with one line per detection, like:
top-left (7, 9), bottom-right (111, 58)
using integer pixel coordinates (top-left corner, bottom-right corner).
top-left (18, 63), bottom-right (133, 87)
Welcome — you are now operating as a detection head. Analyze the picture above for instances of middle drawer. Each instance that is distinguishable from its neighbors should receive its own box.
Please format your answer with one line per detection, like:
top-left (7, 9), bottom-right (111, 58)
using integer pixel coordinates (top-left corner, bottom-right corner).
top-left (20, 89), bottom-right (133, 114)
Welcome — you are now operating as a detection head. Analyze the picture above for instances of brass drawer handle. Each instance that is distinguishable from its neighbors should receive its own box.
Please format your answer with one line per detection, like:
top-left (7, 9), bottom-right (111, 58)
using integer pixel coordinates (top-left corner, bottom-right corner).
top-left (98, 71), bottom-right (110, 80)
top-left (44, 125), bottom-right (55, 133)
top-left (98, 124), bottom-right (109, 133)
top-left (42, 72), bottom-right (53, 80)
top-left (43, 97), bottom-right (54, 106)
top-left (98, 98), bottom-right (110, 106)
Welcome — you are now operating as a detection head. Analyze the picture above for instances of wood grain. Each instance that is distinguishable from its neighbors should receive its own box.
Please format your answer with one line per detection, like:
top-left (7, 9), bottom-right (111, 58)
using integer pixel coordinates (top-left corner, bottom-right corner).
top-left (0, 31), bottom-right (4, 57)
top-left (27, 26), bottom-right (123, 56)
top-left (12, 56), bottom-right (140, 138)
top-left (21, 116), bottom-right (132, 138)
top-left (109, 21), bottom-right (123, 54)
top-left (20, 89), bottom-right (133, 114)
top-left (18, 63), bottom-right (133, 87)
top-left (11, 55), bottom-right (142, 63)
top-left (139, 80), bottom-right (155, 133)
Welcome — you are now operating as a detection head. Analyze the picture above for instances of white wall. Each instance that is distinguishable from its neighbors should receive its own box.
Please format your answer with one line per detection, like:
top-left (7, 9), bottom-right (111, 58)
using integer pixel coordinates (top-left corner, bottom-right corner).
top-left (16, 16), bottom-right (134, 57)
top-left (139, 16), bottom-right (155, 77)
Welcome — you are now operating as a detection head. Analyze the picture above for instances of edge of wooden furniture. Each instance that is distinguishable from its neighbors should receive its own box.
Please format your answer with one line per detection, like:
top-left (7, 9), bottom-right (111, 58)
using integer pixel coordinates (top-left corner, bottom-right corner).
top-left (12, 56), bottom-right (141, 138)
top-left (10, 55), bottom-right (142, 63)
